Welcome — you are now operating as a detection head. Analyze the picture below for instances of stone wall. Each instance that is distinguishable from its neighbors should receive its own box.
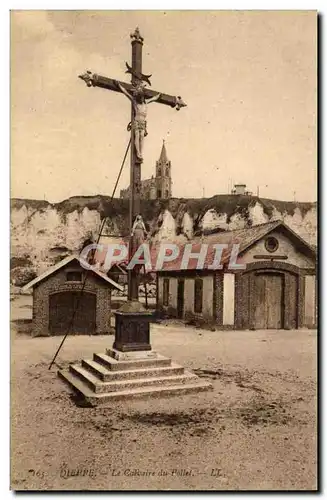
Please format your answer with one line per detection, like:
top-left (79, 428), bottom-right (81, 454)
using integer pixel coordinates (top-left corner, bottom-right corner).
top-left (157, 264), bottom-right (317, 329)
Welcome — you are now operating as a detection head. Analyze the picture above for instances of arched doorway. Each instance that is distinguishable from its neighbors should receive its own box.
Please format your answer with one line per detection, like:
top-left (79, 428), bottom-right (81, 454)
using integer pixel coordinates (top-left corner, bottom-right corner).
top-left (235, 262), bottom-right (301, 330)
top-left (49, 291), bottom-right (96, 334)
top-left (253, 272), bottom-right (285, 329)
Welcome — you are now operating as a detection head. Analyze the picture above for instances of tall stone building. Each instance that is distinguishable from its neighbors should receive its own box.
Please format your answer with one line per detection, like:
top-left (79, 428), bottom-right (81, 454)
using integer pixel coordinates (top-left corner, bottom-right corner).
top-left (120, 141), bottom-right (172, 200)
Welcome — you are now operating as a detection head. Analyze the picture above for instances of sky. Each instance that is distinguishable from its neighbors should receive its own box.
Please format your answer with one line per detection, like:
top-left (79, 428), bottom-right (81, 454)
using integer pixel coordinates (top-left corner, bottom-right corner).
top-left (11, 10), bottom-right (317, 202)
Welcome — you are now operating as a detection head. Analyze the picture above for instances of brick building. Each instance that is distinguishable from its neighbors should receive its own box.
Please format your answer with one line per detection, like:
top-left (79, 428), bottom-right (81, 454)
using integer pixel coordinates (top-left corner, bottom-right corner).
top-left (120, 140), bottom-right (172, 200)
top-left (156, 221), bottom-right (317, 329)
top-left (22, 255), bottom-right (123, 336)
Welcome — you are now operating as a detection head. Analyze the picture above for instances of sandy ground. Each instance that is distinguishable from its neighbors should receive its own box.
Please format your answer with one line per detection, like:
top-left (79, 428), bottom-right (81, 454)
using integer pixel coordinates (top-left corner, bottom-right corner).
top-left (11, 296), bottom-right (317, 491)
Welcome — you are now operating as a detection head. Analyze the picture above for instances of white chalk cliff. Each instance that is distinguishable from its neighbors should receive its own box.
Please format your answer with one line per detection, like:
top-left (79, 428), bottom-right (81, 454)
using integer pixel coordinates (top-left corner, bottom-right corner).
top-left (11, 195), bottom-right (317, 273)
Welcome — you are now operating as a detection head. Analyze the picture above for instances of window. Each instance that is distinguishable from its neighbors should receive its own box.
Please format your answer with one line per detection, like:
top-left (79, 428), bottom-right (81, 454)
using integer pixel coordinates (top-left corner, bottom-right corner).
top-left (163, 279), bottom-right (169, 307)
top-left (165, 190), bottom-right (169, 198)
top-left (194, 278), bottom-right (203, 314)
top-left (158, 168), bottom-right (161, 176)
top-left (265, 236), bottom-right (279, 253)
top-left (66, 271), bottom-right (82, 282)
top-left (157, 190), bottom-right (162, 198)
top-left (166, 168), bottom-right (169, 177)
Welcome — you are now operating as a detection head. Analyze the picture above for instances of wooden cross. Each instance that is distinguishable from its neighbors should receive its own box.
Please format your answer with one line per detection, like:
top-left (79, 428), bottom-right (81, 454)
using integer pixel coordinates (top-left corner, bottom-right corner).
top-left (79, 27), bottom-right (186, 303)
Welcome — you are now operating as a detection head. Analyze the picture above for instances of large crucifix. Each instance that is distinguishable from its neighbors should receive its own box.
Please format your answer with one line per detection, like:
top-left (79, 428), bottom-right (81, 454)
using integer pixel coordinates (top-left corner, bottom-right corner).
top-left (79, 27), bottom-right (186, 353)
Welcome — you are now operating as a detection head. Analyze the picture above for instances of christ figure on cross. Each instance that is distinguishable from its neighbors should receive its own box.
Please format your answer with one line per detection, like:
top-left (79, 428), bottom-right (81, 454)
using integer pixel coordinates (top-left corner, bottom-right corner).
top-left (115, 80), bottom-right (161, 162)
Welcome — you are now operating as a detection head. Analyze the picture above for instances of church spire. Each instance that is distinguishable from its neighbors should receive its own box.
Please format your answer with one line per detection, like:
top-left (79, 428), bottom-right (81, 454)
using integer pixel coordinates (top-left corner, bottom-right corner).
top-left (155, 140), bottom-right (172, 199)
top-left (159, 139), bottom-right (168, 163)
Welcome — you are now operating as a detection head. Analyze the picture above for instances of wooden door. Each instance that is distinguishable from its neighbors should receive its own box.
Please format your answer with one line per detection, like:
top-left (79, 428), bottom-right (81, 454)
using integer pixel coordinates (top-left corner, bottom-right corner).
top-left (49, 291), bottom-right (96, 335)
top-left (177, 280), bottom-right (184, 319)
top-left (253, 273), bottom-right (283, 329)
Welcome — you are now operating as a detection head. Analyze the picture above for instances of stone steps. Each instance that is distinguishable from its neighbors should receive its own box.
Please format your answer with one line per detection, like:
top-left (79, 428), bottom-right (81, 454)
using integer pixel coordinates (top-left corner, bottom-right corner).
top-left (81, 358), bottom-right (184, 381)
top-left (58, 349), bottom-right (212, 405)
top-left (70, 363), bottom-right (198, 393)
top-left (58, 370), bottom-right (212, 404)
top-left (93, 352), bottom-right (171, 371)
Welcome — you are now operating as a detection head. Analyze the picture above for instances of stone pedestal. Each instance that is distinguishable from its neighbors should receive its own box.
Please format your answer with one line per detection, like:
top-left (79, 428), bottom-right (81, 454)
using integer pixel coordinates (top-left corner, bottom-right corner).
top-left (58, 300), bottom-right (213, 407)
top-left (58, 348), bottom-right (212, 406)
top-left (113, 300), bottom-right (153, 352)
top-left (107, 348), bottom-right (158, 361)
top-left (58, 255), bottom-right (213, 407)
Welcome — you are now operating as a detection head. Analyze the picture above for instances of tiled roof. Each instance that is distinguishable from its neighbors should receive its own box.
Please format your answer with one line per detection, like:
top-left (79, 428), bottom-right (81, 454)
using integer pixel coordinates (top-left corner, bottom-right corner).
top-left (154, 220), bottom-right (316, 272)
top-left (197, 220), bottom-right (281, 252)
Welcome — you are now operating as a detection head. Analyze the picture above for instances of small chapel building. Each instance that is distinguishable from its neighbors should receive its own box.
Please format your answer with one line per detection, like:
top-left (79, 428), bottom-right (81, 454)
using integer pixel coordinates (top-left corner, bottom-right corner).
top-left (156, 220), bottom-right (317, 330)
top-left (22, 255), bottom-right (123, 336)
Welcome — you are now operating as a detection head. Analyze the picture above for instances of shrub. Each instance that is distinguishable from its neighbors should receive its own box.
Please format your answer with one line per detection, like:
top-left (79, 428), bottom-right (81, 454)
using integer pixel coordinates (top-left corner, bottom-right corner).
top-left (10, 256), bottom-right (33, 269)
top-left (10, 267), bottom-right (37, 287)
